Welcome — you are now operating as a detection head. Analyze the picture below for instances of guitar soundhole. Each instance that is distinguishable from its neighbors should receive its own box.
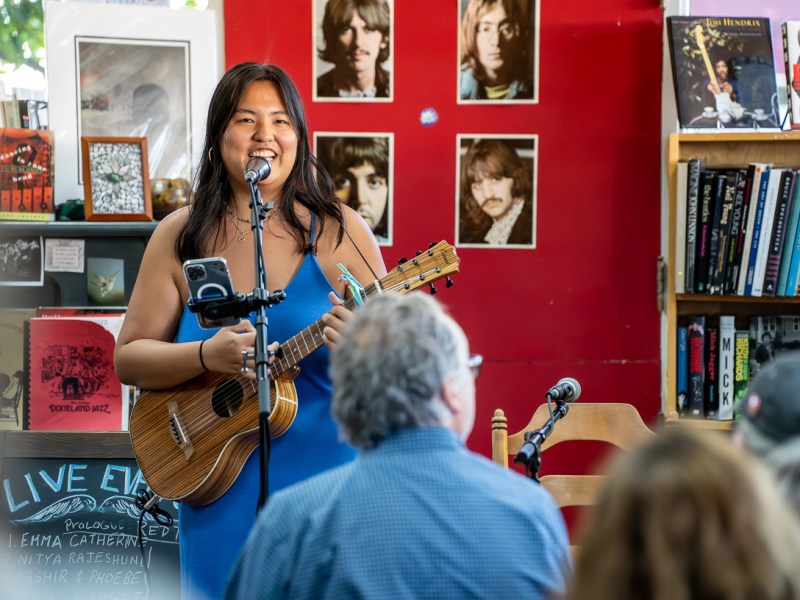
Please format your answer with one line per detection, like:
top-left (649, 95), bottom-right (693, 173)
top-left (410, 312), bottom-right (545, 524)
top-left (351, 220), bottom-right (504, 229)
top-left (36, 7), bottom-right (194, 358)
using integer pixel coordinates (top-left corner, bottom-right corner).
top-left (211, 379), bottom-right (244, 418)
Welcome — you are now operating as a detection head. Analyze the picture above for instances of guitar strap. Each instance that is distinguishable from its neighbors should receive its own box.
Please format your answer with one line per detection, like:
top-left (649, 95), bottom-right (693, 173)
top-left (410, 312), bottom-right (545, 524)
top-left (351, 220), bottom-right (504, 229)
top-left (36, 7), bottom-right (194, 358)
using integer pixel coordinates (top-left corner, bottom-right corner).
top-left (339, 219), bottom-right (381, 282)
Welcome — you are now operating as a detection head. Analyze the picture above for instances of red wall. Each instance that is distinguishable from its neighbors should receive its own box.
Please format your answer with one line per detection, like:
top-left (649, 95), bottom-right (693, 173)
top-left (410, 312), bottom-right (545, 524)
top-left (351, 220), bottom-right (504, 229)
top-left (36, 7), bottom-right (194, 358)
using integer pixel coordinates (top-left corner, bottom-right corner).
top-left (224, 0), bottom-right (664, 470)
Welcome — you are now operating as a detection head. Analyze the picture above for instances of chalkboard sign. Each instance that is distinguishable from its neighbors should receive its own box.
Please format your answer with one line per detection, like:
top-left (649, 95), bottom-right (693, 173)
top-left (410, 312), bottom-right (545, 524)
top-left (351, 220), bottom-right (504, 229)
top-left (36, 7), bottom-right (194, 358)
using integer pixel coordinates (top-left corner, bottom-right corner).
top-left (0, 431), bottom-right (180, 599)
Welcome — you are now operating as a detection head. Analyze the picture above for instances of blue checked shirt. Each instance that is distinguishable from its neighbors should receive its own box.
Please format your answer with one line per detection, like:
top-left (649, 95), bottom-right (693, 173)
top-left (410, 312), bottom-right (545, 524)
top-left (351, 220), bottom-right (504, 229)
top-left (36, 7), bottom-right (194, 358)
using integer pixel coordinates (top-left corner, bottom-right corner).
top-left (225, 427), bottom-right (572, 599)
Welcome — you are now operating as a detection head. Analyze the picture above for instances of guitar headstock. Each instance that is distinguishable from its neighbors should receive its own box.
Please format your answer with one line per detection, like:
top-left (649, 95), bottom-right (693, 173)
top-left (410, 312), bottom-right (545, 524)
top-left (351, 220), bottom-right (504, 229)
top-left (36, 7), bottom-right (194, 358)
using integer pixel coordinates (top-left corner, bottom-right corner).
top-left (692, 24), bottom-right (706, 47)
top-left (381, 241), bottom-right (459, 296)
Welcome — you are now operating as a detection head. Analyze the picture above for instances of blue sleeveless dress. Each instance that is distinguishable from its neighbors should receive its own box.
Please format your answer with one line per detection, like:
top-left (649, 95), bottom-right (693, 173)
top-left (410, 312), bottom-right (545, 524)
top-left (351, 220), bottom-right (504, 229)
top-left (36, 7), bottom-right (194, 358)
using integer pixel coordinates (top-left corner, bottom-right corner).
top-left (174, 221), bottom-right (356, 600)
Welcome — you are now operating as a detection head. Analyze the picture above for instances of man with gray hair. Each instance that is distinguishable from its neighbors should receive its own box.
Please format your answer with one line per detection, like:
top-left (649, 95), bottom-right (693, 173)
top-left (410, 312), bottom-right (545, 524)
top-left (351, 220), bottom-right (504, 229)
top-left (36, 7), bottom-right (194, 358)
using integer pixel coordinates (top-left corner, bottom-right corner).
top-left (735, 350), bottom-right (800, 515)
top-left (225, 293), bottom-right (571, 599)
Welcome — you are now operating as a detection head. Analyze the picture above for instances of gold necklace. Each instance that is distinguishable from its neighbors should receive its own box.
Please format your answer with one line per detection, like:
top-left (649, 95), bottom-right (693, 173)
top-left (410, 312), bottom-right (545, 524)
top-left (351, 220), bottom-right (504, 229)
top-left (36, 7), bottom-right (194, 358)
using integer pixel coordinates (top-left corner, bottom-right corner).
top-left (227, 205), bottom-right (250, 223)
top-left (227, 209), bottom-right (249, 243)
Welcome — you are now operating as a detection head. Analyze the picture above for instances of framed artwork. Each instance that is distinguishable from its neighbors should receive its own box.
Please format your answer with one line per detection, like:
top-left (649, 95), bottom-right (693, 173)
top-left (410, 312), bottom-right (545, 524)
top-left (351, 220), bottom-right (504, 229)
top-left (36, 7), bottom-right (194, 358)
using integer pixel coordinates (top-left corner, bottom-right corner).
top-left (45, 1), bottom-right (219, 203)
top-left (313, 0), bottom-right (394, 102)
top-left (455, 134), bottom-right (538, 248)
top-left (314, 132), bottom-right (393, 245)
top-left (0, 236), bottom-right (43, 286)
top-left (81, 137), bottom-right (153, 221)
top-left (457, 0), bottom-right (540, 104)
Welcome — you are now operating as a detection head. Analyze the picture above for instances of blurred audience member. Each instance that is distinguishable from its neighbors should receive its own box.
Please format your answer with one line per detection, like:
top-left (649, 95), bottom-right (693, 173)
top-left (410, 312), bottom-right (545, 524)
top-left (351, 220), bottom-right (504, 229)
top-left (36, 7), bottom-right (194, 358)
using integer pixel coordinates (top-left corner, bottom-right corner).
top-left (566, 427), bottom-right (800, 600)
top-left (735, 350), bottom-right (800, 515)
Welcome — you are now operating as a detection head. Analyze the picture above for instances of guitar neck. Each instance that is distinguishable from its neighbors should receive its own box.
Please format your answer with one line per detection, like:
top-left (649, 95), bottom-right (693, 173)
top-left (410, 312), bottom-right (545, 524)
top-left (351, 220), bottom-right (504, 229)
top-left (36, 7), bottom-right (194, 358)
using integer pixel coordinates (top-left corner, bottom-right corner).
top-left (693, 25), bottom-right (719, 88)
top-left (268, 280), bottom-right (381, 378)
top-left (267, 240), bottom-right (459, 379)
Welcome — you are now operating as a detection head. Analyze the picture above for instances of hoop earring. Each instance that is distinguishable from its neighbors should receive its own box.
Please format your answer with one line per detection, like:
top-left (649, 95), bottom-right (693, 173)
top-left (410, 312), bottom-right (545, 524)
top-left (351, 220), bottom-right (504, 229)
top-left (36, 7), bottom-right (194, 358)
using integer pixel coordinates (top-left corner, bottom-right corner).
top-left (207, 147), bottom-right (213, 163)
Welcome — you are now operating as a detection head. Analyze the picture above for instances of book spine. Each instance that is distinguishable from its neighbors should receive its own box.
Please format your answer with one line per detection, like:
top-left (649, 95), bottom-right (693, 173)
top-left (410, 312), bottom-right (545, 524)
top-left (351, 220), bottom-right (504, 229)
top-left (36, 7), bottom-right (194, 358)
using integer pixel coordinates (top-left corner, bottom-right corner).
top-left (696, 170), bottom-right (717, 294)
top-left (738, 165), bottom-right (768, 295)
top-left (731, 165), bottom-right (757, 294)
top-left (786, 194), bottom-right (800, 297)
top-left (744, 169), bottom-right (772, 296)
top-left (712, 172), bottom-right (736, 295)
top-left (723, 169), bottom-right (747, 294)
top-left (704, 326), bottom-right (719, 418)
top-left (677, 325), bottom-right (689, 415)
top-left (717, 315), bottom-right (735, 420)
top-left (777, 170), bottom-right (800, 295)
top-left (752, 169), bottom-right (784, 297)
top-left (784, 21), bottom-right (800, 130)
top-left (0, 210), bottom-right (56, 222)
top-left (685, 158), bottom-right (702, 293)
top-left (763, 170), bottom-right (795, 296)
top-left (675, 162), bottom-right (689, 294)
top-left (687, 315), bottom-right (706, 417)
top-left (733, 330), bottom-right (750, 420)
top-left (706, 173), bottom-right (727, 295)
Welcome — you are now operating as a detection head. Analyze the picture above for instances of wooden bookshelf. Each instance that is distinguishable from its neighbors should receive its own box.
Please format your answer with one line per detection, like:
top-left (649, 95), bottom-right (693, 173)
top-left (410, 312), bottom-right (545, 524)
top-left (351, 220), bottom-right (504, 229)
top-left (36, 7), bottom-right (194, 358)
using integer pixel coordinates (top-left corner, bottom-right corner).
top-left (664, 132), bottom-right (800, 429)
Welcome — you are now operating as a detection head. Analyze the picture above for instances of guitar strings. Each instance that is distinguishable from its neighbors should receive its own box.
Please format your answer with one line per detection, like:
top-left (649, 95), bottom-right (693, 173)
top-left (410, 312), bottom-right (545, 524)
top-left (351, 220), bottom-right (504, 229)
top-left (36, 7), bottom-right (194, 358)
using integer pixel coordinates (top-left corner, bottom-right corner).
top-left (174, 270), bottom-right (445, 436)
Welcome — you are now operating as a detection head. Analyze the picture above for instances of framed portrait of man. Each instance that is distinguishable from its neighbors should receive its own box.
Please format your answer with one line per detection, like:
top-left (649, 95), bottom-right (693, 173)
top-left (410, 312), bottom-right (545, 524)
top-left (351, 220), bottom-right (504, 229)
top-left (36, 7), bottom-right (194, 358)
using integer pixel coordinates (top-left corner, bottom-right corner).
top-left (456, 134), bottom-right (537, 248)
top-left (313, 0), bottom-right (394, 102)
top-left (315, 132), bottom-right (393, 245)
top-left (458, 0), bottom-right (540, 104)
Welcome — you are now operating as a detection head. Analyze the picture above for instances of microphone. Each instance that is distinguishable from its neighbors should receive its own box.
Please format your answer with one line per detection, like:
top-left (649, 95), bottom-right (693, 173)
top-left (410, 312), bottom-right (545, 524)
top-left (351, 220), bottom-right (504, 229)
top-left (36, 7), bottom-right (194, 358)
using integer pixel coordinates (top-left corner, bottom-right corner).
top-left (244, 156), bottom-right (271, 184)
top-left (546, 377), bottom-right (581, 402)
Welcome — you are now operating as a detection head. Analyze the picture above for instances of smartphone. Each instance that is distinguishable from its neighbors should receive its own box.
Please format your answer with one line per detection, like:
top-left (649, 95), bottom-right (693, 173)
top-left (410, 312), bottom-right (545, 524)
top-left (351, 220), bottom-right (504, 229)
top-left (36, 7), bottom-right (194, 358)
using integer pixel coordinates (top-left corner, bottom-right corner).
top-left (183, 257), bottom-right (240, 329)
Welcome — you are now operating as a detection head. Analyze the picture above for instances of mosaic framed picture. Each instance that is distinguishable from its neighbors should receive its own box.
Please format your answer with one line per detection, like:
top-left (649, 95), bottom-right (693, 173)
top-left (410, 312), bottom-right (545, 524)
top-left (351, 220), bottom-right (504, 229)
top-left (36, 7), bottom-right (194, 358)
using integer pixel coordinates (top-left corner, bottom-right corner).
top-left (81, 137), bottom-right (153, 222)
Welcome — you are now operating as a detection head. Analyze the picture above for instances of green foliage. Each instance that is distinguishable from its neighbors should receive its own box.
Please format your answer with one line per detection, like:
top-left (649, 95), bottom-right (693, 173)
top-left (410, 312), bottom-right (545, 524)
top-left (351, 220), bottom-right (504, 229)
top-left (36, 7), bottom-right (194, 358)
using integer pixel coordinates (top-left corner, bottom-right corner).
top-left (0, 0), bottom-right (45, 74)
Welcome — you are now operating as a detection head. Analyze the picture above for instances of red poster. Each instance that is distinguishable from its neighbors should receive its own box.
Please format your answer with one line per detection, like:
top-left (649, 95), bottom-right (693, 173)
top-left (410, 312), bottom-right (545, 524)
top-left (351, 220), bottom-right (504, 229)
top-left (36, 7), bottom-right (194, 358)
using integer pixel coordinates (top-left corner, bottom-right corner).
top-left (27, 316), bottom-right (128, 430)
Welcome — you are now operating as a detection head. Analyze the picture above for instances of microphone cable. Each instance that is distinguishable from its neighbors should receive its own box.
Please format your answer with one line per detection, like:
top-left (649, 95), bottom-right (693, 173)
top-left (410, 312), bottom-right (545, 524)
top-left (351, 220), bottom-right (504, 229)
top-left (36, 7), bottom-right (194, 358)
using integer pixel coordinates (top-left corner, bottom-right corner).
top-left (134, 488), bottom-right (174, 598)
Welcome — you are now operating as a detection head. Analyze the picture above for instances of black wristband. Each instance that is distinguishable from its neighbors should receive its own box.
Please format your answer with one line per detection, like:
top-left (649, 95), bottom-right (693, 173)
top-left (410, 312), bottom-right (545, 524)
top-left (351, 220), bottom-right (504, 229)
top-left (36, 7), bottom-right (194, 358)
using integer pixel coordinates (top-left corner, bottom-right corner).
top-left (199, 339), bottom-right (209, 371)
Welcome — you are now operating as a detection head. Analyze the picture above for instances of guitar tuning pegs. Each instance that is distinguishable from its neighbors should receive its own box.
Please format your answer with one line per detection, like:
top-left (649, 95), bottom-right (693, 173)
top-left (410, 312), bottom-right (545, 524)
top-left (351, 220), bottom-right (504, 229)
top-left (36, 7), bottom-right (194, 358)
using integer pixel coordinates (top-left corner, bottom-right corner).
top-left (429, 283), bottom-right (437, 295)
top-left (398, 257), bottom-right (409, 265)
top-left (445, 276), bottom-right (454, 288)
top-left (415, 250), bottom-right (422, 256)
top-left (428, 241), bottom-right (437, 249)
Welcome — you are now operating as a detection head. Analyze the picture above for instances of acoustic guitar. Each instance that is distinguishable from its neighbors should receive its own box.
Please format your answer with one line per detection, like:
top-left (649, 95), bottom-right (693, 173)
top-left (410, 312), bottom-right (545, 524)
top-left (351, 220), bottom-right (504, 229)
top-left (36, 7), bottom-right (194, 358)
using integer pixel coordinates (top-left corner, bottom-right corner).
top-left (129, 241), bottom-right (460, 506)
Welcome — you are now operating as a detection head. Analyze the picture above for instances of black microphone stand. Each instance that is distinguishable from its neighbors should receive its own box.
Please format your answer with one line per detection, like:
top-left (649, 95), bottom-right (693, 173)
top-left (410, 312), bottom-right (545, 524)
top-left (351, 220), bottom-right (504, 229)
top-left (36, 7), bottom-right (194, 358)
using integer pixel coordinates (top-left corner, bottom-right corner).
top-left (514, 394), bottom-right (570, 483)
top-left (245, 182), bottom-right (287, 512)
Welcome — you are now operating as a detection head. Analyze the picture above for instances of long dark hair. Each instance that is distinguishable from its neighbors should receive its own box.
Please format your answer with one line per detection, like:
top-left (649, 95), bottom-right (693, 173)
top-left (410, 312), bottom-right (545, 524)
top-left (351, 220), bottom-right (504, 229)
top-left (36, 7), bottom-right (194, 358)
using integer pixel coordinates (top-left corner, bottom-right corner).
top-left (177, 62), bottom-right (343, 261)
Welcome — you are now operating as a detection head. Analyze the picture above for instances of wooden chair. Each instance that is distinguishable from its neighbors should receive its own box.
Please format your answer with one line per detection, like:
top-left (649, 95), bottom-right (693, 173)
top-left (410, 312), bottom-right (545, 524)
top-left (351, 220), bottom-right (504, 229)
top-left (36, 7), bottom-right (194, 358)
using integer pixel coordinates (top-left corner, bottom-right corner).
top-left (492, 403), bottom-right (655, 552)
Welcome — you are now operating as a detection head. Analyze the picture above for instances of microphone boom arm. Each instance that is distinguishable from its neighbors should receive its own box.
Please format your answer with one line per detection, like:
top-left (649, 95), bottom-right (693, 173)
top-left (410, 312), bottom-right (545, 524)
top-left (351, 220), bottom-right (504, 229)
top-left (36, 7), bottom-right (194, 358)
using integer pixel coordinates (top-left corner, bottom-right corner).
top-left (514, 399), bottom-right (571, 482)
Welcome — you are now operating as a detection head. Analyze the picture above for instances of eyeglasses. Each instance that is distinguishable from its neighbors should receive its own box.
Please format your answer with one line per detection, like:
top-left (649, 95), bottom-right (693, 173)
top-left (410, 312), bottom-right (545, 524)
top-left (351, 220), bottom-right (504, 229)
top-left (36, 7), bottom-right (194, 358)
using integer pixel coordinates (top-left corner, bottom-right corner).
top-left (475, 22), bottom-right (516, 40)
top-left (467, 354), bottom-right (483, 379)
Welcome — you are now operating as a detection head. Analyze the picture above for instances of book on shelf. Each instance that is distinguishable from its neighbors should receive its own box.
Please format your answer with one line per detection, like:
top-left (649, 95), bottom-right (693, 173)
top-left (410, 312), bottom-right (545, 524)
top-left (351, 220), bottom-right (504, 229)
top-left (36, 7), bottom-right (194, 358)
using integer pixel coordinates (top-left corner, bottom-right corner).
top-left (0, 127), bottom-right (55, 221)
top-left (685, 158), bottom-right (704, 293)
top-left (762, 170), bottom-right (796, 296)
top-left (675, 161), bottom-right (688, 294)
top-left (784, 191), bottom-right (800, 296)
top-left (687, 315), bottom-right (706, 417)
top-left (748, 315), bottom-right (800, 378)
top-left (722, 168), bottom-right (749, 294)
top-left (0, 309), bottom-right (35, 431)
top-left (709, 171), bottom-right (737, 295)
top-left (695, 170), bottom-right (717, 294)
top-left (733, 329), bottom-right (750, 420)
top-left (743, 167), bottom-right (772, 295)
top-left (677, 325), bottom-right (689, 414)
top-left (705, 172), bottom-right (726, 294)
top-left (782, 21), bottom-right (800, 130)
top-left (666, 16), bottom-right (780, 130)
top-left (751, 168), bottom-right (785, 296)
top-left (26, 314), bottom-right (129, 431)
top-left (717, 315), bottom-right (735, 420)
top-left (704, 325), bottom-right (719, 418)
top-left (737, 164), bottom-right (770, 295)
top-left (777, 171), bottom-right (800, 296)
